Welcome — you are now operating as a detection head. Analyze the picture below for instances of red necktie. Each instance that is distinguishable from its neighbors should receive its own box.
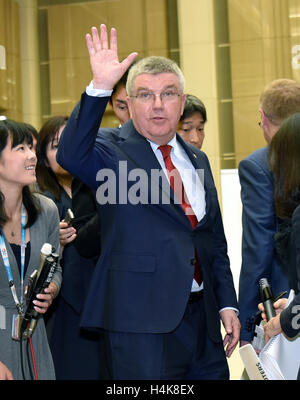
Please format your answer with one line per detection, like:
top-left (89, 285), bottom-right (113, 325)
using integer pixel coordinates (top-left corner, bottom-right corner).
top-left (158, 145), bottom-right (202, 285)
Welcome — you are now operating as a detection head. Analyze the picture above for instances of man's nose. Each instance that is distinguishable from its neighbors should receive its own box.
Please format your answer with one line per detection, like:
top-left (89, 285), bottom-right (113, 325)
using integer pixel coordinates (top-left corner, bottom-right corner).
top-left (189, 129), bottom-right (198, 142)
top-left (152, 93), bottom-right (164, 107)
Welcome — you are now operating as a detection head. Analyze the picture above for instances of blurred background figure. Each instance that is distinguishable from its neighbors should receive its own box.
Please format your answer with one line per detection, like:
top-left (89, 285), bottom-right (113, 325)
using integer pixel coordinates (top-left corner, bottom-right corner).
top-left (238, 79), bottom-right (300, 347)
top-left (36, 116), bottom-right (101, 380)
top-left (36, 116), bottom-right (71, 210)
top-left (259, 112), bottom-right (300, 379)
top-left (177, 94), bottom-right (207, 149)
top-left (109, 69), bottom-right (130, 126)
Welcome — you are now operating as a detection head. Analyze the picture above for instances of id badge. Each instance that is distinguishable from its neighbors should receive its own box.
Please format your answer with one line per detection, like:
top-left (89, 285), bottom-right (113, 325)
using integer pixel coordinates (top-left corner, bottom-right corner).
top-left (12, 314), bottom-right (22, 341)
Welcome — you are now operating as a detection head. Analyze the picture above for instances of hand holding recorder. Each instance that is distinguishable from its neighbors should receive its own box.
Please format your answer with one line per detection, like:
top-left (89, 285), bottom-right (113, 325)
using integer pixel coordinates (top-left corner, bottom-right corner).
top-left (59, 208), bottom-right (76, 247)
top-left (19, 243), bottom-right (59, 339)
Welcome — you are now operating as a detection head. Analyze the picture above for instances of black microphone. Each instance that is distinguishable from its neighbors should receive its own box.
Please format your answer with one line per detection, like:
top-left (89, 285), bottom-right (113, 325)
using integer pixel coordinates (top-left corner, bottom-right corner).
top-left (20, 244), bottom-right (58, 338)
top-left (24, 242), bottom-right (52, 309)
top-left (259, 278), bottom-right (276, 321)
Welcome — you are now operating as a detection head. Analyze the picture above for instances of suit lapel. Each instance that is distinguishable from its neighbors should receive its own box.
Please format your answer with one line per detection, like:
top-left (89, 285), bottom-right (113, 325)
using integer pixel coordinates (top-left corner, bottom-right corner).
top-left (176, 135), bottom-right (214, 227)
top-left (118, 122), bottom-right (191, 226)
top-left (117, 123), bottom-right (215, 229)
top-left (118, 120), bottom-right (161, 172)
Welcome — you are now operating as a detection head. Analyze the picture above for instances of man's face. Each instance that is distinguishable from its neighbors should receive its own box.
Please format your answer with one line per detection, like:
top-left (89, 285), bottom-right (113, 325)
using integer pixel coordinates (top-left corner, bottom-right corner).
top-left (177, 111), bottom-right (205, 149)
top-left (111, 85), bottom-right (130, 126)
top-left (127, 73), bottom-right (186, 145)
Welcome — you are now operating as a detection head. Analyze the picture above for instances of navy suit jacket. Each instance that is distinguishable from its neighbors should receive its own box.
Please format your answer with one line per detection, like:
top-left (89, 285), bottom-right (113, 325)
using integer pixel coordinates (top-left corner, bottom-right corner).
top-left (57, 92), bottom-right (238, 343)
top-left (238, 147), bottom-right (290, 341)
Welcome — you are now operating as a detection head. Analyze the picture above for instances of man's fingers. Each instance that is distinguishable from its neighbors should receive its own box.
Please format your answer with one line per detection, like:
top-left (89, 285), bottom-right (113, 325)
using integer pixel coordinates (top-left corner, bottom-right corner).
top-left (85, 34), bottom-right (95, 56)
top-left (121, 52), bottom-right (139, 73)
top-left (91, 26), bottom-right (101, 50)
top-left (100, 23), bottom-right (108, 50)
top-left (110, 26), bottom-right (117, 53)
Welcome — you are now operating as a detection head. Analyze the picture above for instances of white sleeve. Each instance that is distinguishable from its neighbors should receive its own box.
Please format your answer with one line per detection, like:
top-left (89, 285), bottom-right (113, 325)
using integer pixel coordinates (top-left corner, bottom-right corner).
top-left (85, 80), bottom-right (113, 97)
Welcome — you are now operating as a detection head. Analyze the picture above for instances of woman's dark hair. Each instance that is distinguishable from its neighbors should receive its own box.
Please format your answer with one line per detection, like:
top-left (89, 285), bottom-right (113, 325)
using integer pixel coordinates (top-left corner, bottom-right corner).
top-left (0, 119), bottom-right (40, 229)
top-left (22, 122), bottom-right (39, 143)
top-left (180, 94), bottom-right (207, 123)
top-left (36, 116), bottom-right (68, 201)
top-left (269, 112), bottom-right (300, 218)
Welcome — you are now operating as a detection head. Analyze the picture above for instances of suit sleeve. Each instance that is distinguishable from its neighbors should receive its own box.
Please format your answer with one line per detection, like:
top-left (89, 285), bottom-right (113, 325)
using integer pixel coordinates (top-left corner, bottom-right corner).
top-left (56, 93), bottom-right (111, 190)
top-left (238, 157), bottom-right (278, 341)
top-left (202, 153), bottom-right (238, 310)
top-left (71, 179), bottom-right (101, 259)
top-left (213, 203), bottom-right (238, 310)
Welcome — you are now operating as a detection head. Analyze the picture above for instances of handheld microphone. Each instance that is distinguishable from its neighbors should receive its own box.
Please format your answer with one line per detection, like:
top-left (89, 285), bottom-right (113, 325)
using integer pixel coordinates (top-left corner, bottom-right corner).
top-left (239, 344), bottom-right (269, 380)
top-left (19, 244), bottom-right (59, 338)
top-left (259, 278), bottom-right (276, 321)
top-left (36, 243), bottom-right (52, 278)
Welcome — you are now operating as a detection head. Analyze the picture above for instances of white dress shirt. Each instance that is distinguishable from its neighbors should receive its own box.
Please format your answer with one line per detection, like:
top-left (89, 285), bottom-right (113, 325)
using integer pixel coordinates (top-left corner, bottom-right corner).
top-left (148, 136), bottom-right (205, 292)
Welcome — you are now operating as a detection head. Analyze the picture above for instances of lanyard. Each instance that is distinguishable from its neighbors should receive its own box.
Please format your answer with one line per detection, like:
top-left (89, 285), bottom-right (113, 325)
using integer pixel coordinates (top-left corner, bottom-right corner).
top-left (0, 204), bottom-right (27, 314)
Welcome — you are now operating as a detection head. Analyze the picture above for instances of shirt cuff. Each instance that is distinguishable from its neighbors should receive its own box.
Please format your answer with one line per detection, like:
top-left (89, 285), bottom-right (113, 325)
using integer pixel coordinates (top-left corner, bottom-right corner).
top-left (219, 307), bottom-right (239, 316)
top-left (86, 81), bottom-right (113, 97)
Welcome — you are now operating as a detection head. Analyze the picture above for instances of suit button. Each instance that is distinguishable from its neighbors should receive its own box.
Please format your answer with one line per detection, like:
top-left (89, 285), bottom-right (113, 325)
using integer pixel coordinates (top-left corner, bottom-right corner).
top-left (190, 258), bottom-right (196, 265)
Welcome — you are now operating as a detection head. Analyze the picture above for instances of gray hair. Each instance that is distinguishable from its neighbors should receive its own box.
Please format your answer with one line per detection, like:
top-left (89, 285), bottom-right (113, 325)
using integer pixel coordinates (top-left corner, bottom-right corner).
top-left (126, 56), bottom-right (185, 96)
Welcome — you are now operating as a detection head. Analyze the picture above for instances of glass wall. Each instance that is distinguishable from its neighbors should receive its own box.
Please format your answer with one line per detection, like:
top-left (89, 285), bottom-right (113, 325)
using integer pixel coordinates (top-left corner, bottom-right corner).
top-left (38, 0), bottom-right (176, 126)
top-left (1, 0), bottom-right (300, 172)
top-left (0, 0), bottom-right (22, 121)
top-left (227, 0), bottom-right (300, 164)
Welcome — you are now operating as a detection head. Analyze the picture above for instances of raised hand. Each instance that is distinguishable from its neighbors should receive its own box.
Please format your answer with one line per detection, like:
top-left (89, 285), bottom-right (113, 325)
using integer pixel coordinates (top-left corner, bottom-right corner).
top-left (86, 24), bottom-right (138, 90)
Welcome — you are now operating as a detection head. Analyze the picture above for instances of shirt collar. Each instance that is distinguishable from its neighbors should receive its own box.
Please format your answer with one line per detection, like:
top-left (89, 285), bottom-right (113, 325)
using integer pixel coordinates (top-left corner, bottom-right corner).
top-left (147, 135), bottom-right (178, 154)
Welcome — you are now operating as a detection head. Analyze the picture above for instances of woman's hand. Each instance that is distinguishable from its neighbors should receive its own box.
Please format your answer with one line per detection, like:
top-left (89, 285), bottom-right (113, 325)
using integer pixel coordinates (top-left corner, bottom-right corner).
top-left (258, 298), bottom-right (288, 343)
top-left (0, 361), bottom-right (13, 380)
top-left (258, 298), bottom-right (288, 322)
top-left (59, 220), bottom-right (76, 246)
top-left (33, 282), bottom-right (58, 314)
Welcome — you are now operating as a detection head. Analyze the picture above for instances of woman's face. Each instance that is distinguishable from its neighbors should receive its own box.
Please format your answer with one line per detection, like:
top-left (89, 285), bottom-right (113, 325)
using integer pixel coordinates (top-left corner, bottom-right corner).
top-left (0, 135), bottom-right (37, 188)
top-left (46, 125), bottom-right (70, 177)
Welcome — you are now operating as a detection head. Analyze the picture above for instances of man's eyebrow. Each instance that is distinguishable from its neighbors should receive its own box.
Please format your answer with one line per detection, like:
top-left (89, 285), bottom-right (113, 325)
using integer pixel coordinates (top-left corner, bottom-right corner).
top-left (135, 84), bottom-right (178, 92)
top-left (182, 120), bottom-right (205, 125)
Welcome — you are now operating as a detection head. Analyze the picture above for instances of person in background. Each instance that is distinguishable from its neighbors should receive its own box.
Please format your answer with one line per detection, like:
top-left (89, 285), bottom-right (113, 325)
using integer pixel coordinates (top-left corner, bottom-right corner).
top-left (57, 24), bottom-right (240, 380)
top-left (238, 79), bottom-right (300, 346)
top-left (0, 119), bottom-right (61, 380)
top-left (109, 69), bottom-right (131, 126)
top-left (36, 116), bottom-right (101, 379)
top-left (259, 112), bottom-right (300, 380)
top-left (177, 94), bottom-right (207, 149)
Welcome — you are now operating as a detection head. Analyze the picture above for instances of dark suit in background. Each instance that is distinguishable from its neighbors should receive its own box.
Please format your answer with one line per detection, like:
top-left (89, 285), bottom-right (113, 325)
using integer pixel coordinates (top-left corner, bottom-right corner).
top-left (238, 146), bottom-right (290, 342)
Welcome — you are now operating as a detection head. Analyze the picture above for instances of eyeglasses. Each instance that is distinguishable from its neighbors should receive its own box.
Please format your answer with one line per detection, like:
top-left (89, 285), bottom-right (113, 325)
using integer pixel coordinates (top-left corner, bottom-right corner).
top-left (130, 90), bottom-right (181, 103)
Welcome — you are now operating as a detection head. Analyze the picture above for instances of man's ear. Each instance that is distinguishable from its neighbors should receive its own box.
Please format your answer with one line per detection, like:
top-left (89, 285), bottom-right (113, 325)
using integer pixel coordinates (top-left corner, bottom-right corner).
top-left (126, 96), bottom-right (133, 118)
top-left (180, 94), bottom-right (186, 117)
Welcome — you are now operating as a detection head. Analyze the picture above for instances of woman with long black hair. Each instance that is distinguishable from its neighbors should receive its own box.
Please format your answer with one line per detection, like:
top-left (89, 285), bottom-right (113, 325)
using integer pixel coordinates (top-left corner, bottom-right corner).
top-left (36, 116), bottom-right (101, 380)
top-left (0, 119), bottom-right (61, 380)
top-left (259, 112), bottom-right (300, 379)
